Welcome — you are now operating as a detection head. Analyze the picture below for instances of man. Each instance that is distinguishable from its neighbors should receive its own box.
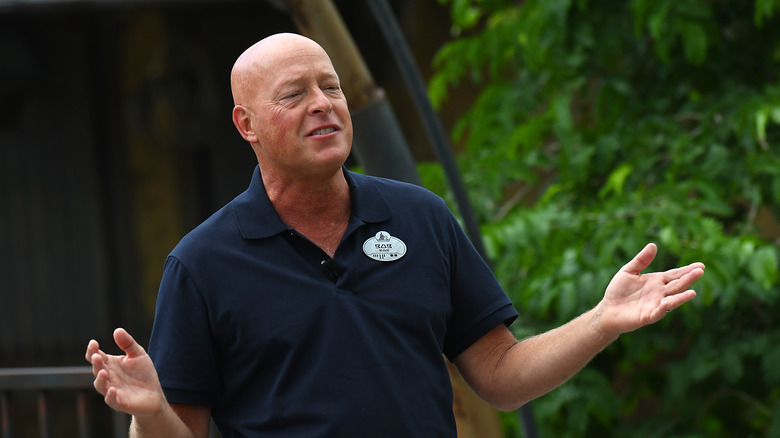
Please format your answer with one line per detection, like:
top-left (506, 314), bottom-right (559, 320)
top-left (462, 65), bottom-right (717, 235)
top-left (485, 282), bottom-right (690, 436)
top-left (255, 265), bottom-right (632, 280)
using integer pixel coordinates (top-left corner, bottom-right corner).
top-left (86, 33), bottom-right (705, 437)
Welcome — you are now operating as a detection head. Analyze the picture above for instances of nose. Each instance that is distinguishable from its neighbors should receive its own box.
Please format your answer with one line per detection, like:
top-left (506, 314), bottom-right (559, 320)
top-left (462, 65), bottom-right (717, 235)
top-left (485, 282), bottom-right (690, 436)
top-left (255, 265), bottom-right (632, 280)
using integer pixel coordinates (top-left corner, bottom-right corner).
top-left (308, 87), bottom-right (333, 114)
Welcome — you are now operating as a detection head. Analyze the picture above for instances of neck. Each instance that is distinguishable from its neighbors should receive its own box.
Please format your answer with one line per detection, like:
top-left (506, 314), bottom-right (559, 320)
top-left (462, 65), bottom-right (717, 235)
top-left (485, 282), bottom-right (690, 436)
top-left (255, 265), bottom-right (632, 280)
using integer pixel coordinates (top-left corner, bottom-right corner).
top-left (262, 167), bottom-right (351, 257)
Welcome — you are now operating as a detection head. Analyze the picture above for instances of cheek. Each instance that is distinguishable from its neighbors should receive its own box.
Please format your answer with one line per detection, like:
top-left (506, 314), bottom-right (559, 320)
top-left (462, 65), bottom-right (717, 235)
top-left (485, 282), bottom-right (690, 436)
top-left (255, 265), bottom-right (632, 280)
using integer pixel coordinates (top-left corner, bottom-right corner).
top-left (335, 103), bottom-right (352, 132)
top-left (267, 107), bottom-right (289, 127)
top-left (342, 119), bottom-right (353, 146)
top-left (265, 110), bottom-right (299, 141)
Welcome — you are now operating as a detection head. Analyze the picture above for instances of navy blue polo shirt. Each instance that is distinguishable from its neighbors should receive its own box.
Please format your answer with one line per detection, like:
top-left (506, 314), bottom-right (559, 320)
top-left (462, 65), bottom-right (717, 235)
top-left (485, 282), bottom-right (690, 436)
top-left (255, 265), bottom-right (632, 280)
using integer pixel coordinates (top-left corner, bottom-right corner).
top-left (148, 166), bottom-right (517, 437)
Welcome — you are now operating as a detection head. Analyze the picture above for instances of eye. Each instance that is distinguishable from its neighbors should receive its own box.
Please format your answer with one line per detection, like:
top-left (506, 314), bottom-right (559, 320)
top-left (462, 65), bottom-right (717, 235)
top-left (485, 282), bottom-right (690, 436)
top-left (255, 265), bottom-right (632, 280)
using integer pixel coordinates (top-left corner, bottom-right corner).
top-left (279, 89), bottom-right (303, 101)
top-left (323, 84), bottom-right (341, 94)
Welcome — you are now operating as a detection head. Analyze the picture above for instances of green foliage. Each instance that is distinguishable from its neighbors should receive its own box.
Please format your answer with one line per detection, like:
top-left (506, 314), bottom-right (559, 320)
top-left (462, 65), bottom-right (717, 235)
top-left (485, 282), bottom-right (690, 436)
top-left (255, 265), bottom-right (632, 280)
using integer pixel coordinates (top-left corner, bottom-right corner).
top-left (426, 0), bottom-right (780, 436)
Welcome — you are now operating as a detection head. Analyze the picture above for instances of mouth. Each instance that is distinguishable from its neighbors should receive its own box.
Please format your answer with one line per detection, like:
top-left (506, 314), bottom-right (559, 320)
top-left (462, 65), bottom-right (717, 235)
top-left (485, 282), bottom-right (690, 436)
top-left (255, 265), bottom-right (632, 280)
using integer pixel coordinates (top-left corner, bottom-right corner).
top-left (308, 126), bottom-right (338, 136)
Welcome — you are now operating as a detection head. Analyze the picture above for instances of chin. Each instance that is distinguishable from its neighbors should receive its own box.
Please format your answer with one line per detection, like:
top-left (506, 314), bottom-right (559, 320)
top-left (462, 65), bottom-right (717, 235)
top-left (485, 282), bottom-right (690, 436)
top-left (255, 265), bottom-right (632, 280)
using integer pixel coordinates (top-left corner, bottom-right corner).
top-left (320, 145), bottom-right (351, 166)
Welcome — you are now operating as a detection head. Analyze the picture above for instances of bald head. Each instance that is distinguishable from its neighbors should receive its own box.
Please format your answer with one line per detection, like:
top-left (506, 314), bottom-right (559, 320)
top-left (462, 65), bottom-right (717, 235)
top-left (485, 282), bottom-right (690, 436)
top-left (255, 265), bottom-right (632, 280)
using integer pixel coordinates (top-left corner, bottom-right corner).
top-left (228, 32), bottom-right (352, 177)
top-left (230, 33), bottom-right (335, 106)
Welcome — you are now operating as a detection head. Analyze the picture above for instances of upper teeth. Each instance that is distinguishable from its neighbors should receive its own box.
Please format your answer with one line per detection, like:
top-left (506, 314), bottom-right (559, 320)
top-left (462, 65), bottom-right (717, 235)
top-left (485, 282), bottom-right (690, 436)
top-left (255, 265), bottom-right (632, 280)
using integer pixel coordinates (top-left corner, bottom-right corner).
top-left (311, 127), bottom-right (336, 135)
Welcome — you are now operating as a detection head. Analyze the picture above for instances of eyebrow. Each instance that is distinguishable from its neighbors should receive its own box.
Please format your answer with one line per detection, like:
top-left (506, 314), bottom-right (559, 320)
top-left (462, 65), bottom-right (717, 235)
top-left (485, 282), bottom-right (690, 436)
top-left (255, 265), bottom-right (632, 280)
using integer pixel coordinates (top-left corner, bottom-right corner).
top-left (279, 66), bottom-right (339, 84)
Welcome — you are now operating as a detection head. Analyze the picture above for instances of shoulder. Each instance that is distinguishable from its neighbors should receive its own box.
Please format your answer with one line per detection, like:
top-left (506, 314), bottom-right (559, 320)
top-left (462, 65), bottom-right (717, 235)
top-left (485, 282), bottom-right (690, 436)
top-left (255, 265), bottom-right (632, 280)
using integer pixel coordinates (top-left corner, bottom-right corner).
top-left (347, 170), bottom-right (449, 211)
top-left (170, 199), bottom-right (241, 262)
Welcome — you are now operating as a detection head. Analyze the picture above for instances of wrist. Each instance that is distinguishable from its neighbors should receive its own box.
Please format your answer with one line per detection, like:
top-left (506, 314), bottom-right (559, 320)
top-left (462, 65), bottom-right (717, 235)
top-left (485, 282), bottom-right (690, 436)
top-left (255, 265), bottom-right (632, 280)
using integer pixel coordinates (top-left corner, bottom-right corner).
top-left (588, 303), bottom-right (621, 345)
top-left (131, 391), bottom-right (169, 426)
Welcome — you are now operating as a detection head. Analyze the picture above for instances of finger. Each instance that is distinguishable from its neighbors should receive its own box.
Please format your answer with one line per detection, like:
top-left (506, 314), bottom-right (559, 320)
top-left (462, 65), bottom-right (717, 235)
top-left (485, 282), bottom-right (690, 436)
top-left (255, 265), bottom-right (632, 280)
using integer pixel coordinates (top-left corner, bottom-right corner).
top-left (662, 262), bottom-right (706, 284)
top-left (622, 243), bottom-right (657, 275)
top-left (85, 339), bottom-right (99, 363)
top-left (653, 292), bottom-right (694, 321)
top-left (89, 350), bottom-right (110, 379)
top-left (113, 328), bottom-right (146, 358)
top-left (660, 290), bottom-right (697, 312)
top-left (104, 385), bottom-right (133, 414)
top-left (663, 267), bottom-right (705, 295)
top-left (93, 368), bottom-right (111, 396)
top-left (104, 385), bottom-right (121, 411)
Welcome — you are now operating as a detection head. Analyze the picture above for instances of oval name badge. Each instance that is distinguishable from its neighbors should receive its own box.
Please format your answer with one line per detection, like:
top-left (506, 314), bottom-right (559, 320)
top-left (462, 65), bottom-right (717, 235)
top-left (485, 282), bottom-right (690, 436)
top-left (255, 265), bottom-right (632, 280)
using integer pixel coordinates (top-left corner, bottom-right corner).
top-left (363, 231), bottom-right (407, 262)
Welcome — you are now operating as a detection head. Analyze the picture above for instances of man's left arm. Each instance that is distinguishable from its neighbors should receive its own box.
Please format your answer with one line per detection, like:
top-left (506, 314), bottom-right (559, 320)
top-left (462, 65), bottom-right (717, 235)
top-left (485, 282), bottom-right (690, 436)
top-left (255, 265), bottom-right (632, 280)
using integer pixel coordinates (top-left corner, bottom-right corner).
top-left (453, 243), bottom-right (705, 411)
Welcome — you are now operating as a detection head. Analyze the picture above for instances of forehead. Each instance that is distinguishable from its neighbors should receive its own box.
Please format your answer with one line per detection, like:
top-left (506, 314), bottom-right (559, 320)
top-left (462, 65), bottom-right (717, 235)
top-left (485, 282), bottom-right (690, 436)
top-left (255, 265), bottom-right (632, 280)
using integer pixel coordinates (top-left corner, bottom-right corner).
top-left (260, 43), bottom-right (339, 88)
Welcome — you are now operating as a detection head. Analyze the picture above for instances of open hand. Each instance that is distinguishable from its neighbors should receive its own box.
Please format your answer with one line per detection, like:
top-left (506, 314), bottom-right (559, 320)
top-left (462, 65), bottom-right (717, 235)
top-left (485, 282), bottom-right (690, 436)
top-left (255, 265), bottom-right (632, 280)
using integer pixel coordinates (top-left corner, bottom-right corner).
top-left (596, 243), bottom-right (705, 336)
top-left (86, 328), bottom-right (166, 416)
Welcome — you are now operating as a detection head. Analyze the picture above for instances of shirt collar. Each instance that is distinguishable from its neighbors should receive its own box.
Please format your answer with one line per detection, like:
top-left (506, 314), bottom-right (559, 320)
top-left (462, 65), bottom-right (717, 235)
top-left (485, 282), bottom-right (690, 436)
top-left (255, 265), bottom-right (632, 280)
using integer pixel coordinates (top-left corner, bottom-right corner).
top-left (233, 166), bottom-right (392, 240)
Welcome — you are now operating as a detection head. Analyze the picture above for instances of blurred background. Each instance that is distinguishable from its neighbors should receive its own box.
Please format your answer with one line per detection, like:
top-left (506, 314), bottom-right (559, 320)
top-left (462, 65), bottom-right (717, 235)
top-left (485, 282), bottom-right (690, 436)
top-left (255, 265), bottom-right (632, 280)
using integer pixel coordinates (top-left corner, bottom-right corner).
top-left (2, 0), bottom-right (780, 437)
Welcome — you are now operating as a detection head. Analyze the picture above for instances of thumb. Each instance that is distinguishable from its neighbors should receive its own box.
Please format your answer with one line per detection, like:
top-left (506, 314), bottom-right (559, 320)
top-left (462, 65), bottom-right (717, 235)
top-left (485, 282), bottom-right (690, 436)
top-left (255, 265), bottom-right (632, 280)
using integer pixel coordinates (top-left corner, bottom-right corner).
top-left (622, 243), bottom-right (657, 275)
top-left (113, 328), bottom-right (146, 358)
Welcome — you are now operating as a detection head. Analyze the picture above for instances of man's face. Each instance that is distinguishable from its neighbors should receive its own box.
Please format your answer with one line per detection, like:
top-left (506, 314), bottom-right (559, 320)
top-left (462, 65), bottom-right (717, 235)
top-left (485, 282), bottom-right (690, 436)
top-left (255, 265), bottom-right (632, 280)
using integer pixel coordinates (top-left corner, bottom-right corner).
top-left (242, 38), bottom-right (353, 181)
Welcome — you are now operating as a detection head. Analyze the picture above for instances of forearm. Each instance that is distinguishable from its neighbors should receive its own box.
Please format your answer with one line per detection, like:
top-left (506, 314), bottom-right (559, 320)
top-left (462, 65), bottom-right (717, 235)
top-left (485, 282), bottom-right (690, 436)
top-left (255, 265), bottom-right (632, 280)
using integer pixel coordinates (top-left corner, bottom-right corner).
top-left (506, 307), bottom-right (616, 408)
top-left (458, 305), bottom-right (619, 412)
top-left (129, 403), bottom-right (199, 438)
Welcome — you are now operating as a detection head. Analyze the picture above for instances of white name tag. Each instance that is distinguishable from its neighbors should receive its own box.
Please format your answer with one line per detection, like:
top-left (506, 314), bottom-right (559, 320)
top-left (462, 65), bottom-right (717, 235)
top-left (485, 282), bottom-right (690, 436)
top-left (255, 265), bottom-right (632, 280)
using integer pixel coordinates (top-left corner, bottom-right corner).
top-left (362, 231), bottom-right (407, 262)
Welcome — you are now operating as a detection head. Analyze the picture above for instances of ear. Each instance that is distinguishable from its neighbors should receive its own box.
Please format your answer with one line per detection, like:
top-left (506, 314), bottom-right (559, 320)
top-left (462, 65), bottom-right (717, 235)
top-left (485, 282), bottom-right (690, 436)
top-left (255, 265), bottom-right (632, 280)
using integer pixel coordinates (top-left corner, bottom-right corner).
top-left (232, 105), bottom-right (258, 143)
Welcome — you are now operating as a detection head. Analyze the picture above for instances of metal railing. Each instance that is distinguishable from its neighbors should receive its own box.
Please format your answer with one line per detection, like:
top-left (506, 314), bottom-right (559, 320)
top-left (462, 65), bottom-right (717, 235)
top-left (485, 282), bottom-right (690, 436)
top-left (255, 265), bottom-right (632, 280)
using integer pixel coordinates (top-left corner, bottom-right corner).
top-left (0, 366), bottom-right (129, 438)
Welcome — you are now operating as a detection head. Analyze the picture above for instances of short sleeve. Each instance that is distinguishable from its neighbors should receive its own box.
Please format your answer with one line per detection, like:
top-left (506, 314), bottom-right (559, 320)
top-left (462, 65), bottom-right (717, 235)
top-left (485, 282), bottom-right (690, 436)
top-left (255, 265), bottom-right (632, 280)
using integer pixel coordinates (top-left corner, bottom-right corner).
top-left (442, 213), bottom-right (518, 361)
top-left (147, 256), bottom-right (221, 406)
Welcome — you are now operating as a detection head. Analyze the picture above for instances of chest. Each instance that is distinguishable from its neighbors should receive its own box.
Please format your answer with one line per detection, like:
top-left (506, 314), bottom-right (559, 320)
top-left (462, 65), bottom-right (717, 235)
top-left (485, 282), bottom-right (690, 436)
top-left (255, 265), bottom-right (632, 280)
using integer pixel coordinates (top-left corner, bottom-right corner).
top-left (275, 202), bottom-right (350, 258)
top-left (204, 222), bottom-right (453, 360)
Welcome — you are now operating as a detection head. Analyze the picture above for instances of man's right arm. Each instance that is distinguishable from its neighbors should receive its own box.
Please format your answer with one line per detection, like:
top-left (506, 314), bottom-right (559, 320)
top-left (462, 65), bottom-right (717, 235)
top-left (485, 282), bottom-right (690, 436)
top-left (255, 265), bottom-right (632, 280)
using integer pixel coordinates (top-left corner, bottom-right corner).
top-left (130, 403), bottom-right (211, 438)
top-left (86, 328), bottom-right (211, 438)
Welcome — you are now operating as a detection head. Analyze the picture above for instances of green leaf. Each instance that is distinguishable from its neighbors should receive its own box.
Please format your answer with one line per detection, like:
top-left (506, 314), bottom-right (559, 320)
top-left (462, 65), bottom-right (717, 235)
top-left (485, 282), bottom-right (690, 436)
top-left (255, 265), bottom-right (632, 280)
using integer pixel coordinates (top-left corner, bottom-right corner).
top-left (756, 107), bottom-right (769, 145)
top-left (755, 0), bottom-right (780, 27)
top-left (598, 163), bottom-right (633, 198)
top-left (747, 246), bottom-right (780, 291)
top-left (681, 20), bottom-right (708, 65)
